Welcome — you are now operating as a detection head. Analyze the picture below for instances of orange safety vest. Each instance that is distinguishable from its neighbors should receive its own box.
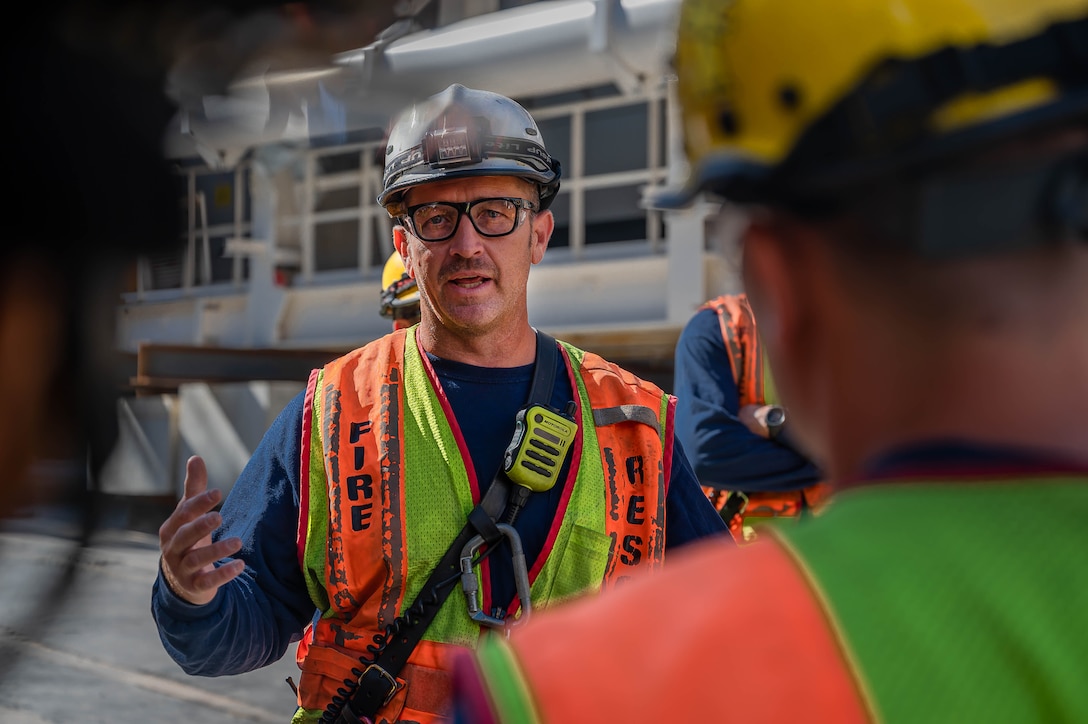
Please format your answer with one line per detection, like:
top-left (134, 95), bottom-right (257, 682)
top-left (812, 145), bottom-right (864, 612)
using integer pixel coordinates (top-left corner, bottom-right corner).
top-left (292, 328), bottom-right (674, 723)
top-left (700, 295), bottom-right (831, 541)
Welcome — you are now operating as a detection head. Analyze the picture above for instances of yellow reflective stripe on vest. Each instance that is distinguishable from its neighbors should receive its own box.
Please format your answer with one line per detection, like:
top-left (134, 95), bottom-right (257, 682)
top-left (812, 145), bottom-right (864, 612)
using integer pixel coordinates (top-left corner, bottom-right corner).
top-left (401, 329), bottom-right (486, 648)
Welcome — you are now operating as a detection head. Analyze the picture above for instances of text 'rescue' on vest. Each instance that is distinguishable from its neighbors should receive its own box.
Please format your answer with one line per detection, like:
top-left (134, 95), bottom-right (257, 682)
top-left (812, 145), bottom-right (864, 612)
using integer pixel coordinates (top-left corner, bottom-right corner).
top-left (290, 327), bottom-right (675, 723)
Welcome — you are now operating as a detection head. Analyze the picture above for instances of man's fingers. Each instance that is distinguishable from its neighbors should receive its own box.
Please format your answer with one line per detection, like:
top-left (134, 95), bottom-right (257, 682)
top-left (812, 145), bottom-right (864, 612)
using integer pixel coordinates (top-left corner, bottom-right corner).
top-left (159, 489), bottom-right (222, 541)
top-left (191, 558), bottom-right (245, 595)
top-left (182, 455), bottom-right (209, 501)
top-left (162, 507), bottom-right (229, 559)
top-left (161, 537), bottom-right (244, 604)
top-left (156, 454), bottom-right (241, 606)
top-left (176, 536), bottom-right (244, 578)
top-left (159, 457), bottom-right (222, 544)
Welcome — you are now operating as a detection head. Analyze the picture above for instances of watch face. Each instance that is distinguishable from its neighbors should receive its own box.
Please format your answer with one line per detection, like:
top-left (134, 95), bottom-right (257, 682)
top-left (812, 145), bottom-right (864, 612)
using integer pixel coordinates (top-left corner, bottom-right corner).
top-left (765, 405), bottom-right (786, 430)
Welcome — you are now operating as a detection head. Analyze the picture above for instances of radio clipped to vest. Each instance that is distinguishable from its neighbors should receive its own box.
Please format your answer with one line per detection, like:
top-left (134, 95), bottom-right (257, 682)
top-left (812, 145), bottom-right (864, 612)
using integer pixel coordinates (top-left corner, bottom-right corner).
top-left (502, 401), bottom-right (577, 514)
top-left (459, 400), bottom-right (577, 630)
top-left (456, 348), bottom-right (577, 635)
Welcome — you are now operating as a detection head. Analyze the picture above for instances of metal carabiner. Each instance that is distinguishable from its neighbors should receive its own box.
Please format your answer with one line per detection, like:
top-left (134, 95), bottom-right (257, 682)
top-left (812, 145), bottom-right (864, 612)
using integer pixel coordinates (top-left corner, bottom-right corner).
top-left (459, 523), bottom-right (533, 631)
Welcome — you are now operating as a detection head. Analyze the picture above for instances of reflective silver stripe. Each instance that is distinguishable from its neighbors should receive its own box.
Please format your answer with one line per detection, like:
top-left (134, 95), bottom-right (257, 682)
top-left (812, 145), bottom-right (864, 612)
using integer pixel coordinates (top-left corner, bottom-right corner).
top-left (592, 405), bottom-right (659, 429)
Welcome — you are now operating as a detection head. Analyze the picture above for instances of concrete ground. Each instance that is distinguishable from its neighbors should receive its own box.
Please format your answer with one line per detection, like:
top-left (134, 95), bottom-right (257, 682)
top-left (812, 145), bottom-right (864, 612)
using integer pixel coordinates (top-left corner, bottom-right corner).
top-left (0, 503), bottom-right (302, 723)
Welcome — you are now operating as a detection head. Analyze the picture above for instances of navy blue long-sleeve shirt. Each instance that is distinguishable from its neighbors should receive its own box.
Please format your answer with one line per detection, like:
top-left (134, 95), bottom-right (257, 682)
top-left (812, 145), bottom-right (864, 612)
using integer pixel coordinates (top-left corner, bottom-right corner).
top-left (152, 351), bottom-right (727, 677)
top-left (674, 308), bottom-right (822, 492)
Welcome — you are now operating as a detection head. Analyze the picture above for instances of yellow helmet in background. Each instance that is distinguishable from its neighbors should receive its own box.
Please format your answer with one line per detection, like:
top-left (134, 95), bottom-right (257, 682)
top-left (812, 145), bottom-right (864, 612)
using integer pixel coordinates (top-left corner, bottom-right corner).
top-left (655, 0), bottom-right (1088, 208)
top-left (379, 252), bottom-right (420, 325)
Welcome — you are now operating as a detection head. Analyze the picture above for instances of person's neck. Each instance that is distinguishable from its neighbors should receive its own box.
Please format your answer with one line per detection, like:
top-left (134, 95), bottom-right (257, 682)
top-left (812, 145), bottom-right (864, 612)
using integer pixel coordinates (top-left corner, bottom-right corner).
top-left (416, 322), bottom-right (539, 368)
top-left (825, 328), bottom-right (1088, 482)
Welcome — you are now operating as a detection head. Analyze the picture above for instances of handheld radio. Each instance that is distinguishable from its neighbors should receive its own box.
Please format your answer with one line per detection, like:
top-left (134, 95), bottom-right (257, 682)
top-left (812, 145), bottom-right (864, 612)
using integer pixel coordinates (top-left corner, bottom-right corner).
top-left (502, 403), bottom-right (577, 493)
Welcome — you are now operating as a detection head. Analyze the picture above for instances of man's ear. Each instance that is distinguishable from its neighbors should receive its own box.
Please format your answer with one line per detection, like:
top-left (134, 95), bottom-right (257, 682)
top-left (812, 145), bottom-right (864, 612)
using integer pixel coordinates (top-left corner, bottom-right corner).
top-left (530, 211), bottom-right (554, 265)
top-left (393, 226), bottom-right (413, 277)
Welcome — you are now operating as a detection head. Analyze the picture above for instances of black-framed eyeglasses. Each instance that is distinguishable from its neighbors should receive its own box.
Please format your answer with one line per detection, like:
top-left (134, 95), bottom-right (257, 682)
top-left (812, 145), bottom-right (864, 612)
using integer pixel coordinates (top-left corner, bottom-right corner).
top-left (401, 197), bottom-right (537, 242)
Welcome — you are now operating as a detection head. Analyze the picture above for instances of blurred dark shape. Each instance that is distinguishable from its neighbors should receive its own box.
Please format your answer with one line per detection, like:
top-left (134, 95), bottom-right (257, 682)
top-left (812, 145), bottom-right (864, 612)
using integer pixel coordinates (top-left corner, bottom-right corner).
top-left (2, 0), bottom-right (399, 518)
top-left (0, 0), bottom-right (395, 681)
top-left (5, 5), bottom-right (181, 519)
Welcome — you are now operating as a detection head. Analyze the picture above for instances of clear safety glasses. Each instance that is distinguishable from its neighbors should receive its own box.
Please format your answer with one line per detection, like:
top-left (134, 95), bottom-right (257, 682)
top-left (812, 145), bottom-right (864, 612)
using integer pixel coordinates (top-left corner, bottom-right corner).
top-left (402, 197), bottom-right (537, 242)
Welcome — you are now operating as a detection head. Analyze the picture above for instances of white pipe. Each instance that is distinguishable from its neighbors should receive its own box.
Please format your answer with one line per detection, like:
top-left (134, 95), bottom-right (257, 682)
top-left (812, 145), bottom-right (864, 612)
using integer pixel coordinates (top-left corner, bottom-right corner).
top-left (168, 0), bottom-right (680, 160)
top-left (354, 0), bottom-right (679, 98)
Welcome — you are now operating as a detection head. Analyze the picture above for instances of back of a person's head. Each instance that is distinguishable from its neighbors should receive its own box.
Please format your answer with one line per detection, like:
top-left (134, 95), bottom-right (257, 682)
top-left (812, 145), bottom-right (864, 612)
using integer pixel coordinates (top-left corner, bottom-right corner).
top-left (653, 0), bottom-right (1088, 476)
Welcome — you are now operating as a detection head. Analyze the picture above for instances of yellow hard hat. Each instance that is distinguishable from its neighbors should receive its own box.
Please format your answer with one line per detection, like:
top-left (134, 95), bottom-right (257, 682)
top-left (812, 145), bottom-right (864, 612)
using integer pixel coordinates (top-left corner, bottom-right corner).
top-left (654, 0), bottom-right (1088, 208)
top-left (379, 252), bottom-right (419, 320)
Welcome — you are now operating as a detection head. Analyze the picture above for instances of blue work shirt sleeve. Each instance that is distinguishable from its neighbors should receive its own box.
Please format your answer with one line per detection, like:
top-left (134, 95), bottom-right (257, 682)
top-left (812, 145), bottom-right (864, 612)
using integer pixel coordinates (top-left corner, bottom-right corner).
top-left (664, 435), bottom-right (731, 547)
top-left (151, 390), bottom-right (315, 677)
top-left (673, 309), bottom-right (822, 492)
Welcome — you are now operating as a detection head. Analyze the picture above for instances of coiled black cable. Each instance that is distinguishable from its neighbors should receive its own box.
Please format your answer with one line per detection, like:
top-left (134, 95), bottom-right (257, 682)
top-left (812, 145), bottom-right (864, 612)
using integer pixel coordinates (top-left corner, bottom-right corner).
top-left (318, 547), bottom-right (497, 723)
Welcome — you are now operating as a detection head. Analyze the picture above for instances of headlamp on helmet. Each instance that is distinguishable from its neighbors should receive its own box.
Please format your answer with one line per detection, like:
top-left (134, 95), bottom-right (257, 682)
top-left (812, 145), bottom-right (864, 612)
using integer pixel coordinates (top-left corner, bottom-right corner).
top-left (423, 122), bottom-right (485, 168)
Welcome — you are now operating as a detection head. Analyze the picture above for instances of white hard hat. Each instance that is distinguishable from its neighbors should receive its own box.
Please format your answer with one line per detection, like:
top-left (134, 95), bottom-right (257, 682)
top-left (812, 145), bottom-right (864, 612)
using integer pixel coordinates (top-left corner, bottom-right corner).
top-left (378, 84), bottom-right (562, 214)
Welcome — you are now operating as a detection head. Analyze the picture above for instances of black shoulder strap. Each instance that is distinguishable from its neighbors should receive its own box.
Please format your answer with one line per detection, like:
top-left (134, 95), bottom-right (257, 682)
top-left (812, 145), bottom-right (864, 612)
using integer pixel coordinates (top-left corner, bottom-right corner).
top-left (527, 330), bottom-right (558, 407)
top-left (327, 331), bottom-right (559, 724)
top-left (467, 331), bottom-right (557, 543)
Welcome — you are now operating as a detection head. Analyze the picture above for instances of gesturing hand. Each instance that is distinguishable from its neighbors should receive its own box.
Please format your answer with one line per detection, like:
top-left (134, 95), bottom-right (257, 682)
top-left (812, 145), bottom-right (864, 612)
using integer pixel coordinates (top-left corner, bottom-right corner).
top-left (157, 455), bottom-right (244, 605)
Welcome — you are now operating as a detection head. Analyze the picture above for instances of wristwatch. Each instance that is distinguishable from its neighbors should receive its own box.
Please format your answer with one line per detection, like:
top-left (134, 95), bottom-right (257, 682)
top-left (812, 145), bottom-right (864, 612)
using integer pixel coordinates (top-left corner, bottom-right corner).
top-left (764, 405), bottom-right (786, 439)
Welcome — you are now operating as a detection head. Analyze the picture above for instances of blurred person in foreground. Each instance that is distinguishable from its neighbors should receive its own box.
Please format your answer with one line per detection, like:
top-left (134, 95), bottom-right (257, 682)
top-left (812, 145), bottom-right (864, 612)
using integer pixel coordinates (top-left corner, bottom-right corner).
top-left (453, 0), bottom-right (1088, 720)
top-left (152, 84), bottom-right (727, 724)
top-left (2, 0), bottom-right (396, 525)
top-left (675, 291), bottom-right (828, 542)
top-left (0, 0), bottom-right (398, 672)
top-left (1, 7), bottom-right (178, 523)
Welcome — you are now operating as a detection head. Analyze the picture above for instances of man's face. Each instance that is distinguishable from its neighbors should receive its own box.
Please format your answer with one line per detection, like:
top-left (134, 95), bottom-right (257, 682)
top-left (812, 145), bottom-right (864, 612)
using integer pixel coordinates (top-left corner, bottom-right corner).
top-left (394, 175), bottom-right (553, 339)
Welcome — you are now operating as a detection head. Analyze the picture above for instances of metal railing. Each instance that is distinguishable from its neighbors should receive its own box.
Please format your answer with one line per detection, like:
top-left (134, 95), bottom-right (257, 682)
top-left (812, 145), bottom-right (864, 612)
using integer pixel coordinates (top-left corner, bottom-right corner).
top-left (133, 84), bottom-right (671, 296)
